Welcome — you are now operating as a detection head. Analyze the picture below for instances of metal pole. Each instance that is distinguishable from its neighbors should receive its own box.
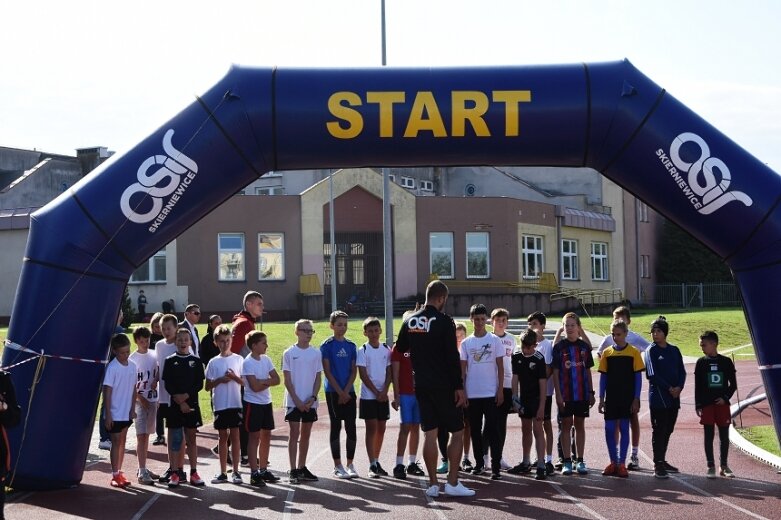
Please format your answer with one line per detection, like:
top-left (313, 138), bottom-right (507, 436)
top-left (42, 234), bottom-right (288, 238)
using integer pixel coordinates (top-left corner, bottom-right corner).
top-left (381, 0), bottom-right (393, 345)
top-left (329, 170), bottom-right (337, 313)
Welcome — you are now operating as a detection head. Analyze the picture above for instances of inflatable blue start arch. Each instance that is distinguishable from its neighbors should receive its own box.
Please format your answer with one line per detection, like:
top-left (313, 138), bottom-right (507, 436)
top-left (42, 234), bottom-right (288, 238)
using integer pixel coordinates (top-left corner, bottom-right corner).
top-left (2, 60), bottom-right (779, 489)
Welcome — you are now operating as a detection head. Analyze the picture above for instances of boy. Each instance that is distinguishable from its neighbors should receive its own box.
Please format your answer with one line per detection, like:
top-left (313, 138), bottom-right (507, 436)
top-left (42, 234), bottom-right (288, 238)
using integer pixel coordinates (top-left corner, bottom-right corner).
top-left (391, 309), bottom-right (425, 480)
top-left (320, 310), bottom-right (359, 479)
top-left (437, 321), bottom-right (471, 475)
top-left (552, 312), bottom-right (595, 475)
top-left (460, 303), bottom-right (504, 480)
top-left (129, 326), bottom-right (160, 485)
top-left (695, 330), bottom-right (737, 478)
top-left (529, 311), bottom-right (556, 475)
top-left (205, 324), bottom-right (245, 485)
top-left (155, 314), bottom-right (188, 483)
top-left (243, 330), bottom-right (281, 487)
top-left (598, 321), bottom-right (644, 478)
top-left (357, 317), bottom-right (392, 478)
top-left (162, 328), bottom-right (205, 487)
top-left (598, 305), bottom-right (650, 470)
top-left (645, 316), bottom-right (686, 479)
top-left (511, 329), bottom-right (548, 480)
top-left (491, 308), bottom-right (515, 471)
top-left (103, 333), bottom-right (137, 488)
top-left (283, 319), bottom-right (323, 484)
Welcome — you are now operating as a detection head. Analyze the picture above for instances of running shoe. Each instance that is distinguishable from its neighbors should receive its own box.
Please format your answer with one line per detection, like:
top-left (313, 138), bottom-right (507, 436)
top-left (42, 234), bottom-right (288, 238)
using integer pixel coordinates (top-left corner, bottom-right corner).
top-left (461, 458), bottom-right (473, 471)
top-left (654, 463), bottom-right (669, 479)
top-left (508, 462), bottom-right (532, 475)
top-left (407, 462), bottom-right (425, 476)
top-left (250, 471), bottom-right (267, 487)
top-left (288, 469), bottom-right (300, 484)
top-left (110, 474), bottom-right (124, 488)
top-left (616, 464), bottom-right (629, 478)
top-left (436, 459), bottom-right (449, 474)
top-left (392, 464), bottom-right (407, 479)
top-left (258, 469), bottom-right (280, 482)
top-left (369, 463), bottom-right (380, 478)
top-left (471, 464), bottom-right (485, 476)
top-left (152, 435), bottom-right (166, 446)
top-left (137, 468), bottom-right (155, 485)
top-left (490, 468), bottom-right (501, 480)
top-left (545, 462), bottom-right (555, 476)
top-left (298, 466), bottom-right (318, 481)
top-left (98, 439), bottom-right (112, 450)
top-left (627, 455), bottom-right (640, 470)
top-left (425, 484), bottom-right (440, 498)
top-left (554, 458), bottom-right (564, 470)
top-left (345, 464), bottom-right (360, 479)
top-left (602, 463), bottom-right (617, 476)
top-left (334, 465), bottom-right (351, 479)
top-left (561, 461), bottom-right (573, 475)
top-left (706, 466), bottom-right (717, 479)
top-left (147, 469), bottom-right (160, 480)
top-left (168, 471), bottom-right (180, 488)
top-left (158, 468), bottom-right (173, 484)
top-left (444, 481), bottom-right (476, 497)
top-left (535, 466), bottom-right (547, 480)
top-left (117, 472), bottom-right (131, 487)
top-left (190, 470), bottom-right (205, 486)
top-left (500, 458), bottom-right (512, 471)
top-left (240, 456), bottom-right (250, 467)
top-left (576, 461), bottom-right (588, 475)
top-left (720, 466), bottom-right (735, 478)
top-left (211, 473), bottom-right (228, 484)
top-left (232, 471), bottom-right (243, 485)
top-left (375, 462), bottom-right (389, 476)
top-left (662, 461), bottom-right (680, 473)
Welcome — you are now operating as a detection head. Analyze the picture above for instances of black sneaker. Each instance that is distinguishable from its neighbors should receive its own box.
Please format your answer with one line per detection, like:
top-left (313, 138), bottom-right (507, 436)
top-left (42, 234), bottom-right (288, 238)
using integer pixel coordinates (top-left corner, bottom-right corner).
top-left (152, 435), bottom-right (167, 446)
top-left (508, 462), bottom-right (532, 475)
top-left (288, 469), bottom-right (300, 484)
top-left (535, 467), bottom-right (547, 480)
top-left (627, 455), bottom-right (640, 470)
top-left (240, 456), bottom-right (250, 467)
top-left (491, 468), bottom-right (501, 480)
top-left (662, 461), bottom-right (679, 473)
top-left (158, 468), bottom-right (173, 483)
top-left (406, 462), bottom-right (425, 476)
top-left (554, 459), bottom-right (564, 470)
top-left (472, 464), bottom-right (485, 476)
top-left (375, 462), bottom-right (389, 476)
top-left (369, 464), bottom-right (380, 478)
top-left (393, 464), bottom-right (407, 479)
top-left (258, 469), bottom-right (280, 482)
top-left (298, 466), bottom-right (318, 481)
top-left (177, 469), bottom-right (188, 484)
top-left (545, 462), bottom-right (555, 476)
top-left (461, 458), bottom-right (473, 471)
top-left (212, 445), bottom-right (220, 456)
top-left (250, 471), bottom-right (267, 487)
top-left (654, 463), bottom-right (669, 479)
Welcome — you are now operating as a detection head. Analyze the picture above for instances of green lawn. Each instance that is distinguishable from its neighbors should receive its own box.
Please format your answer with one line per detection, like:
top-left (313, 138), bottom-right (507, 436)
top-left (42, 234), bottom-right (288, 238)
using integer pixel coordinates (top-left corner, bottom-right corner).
top-left (737, 425), bottom-right (781, 457)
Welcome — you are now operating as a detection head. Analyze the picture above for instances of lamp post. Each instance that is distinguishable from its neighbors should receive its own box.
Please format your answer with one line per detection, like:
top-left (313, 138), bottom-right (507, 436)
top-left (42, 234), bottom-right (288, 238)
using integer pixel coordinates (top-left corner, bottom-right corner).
top-left (381, 0), bottom-right (394, 346)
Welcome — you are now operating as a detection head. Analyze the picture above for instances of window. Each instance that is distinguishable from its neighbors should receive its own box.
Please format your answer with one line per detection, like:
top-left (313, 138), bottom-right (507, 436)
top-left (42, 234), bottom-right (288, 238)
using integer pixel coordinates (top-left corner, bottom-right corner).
top-left (130, 249), bottom-right (166, 283)
top-left (256, 186), bottom-right (284, 195)
top-left (218, 233), bottom-right (245, 281)
top-left (640, 254), bottom-right (651, 278)
top-left (388, 174), bottom-right (395, 183)
top-left (466, 232), bottom-right (489, 278)
top-left (591, 242), bottom-right (609, 281)
top-left (401, 176), bottom-right (415, 189)
top-left (638, 201), bottom-right (649, 222)
top-left (430, 232), bottom-right (454, 278)
top-left (258, 233), bottom-right (285, 280)
top-left (561, 239), bottom-right (579, 280)
top-left (421, 180), bottom-right (434, 192)
top-left (522, 235), bottom-right (544, 279)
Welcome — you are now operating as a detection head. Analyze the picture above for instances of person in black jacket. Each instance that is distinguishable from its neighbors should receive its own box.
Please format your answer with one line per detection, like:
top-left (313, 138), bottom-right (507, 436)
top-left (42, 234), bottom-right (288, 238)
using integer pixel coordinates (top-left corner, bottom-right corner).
top-left (199, 315), bottom-right (223, 368)
top-left (0, 370), bottom-right (21, 519)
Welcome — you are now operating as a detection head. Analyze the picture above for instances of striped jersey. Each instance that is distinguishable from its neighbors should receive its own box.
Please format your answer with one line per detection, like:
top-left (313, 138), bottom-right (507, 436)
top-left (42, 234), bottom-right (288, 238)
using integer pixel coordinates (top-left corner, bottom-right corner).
top-left (552, 338), bottom-right (594, 401)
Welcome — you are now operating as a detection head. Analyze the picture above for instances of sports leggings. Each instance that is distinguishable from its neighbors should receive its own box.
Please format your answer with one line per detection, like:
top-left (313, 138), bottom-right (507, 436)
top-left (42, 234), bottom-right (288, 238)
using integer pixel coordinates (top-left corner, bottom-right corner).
top-left (326, 392), bottom-right (357, 460)
top-left (703, 424), bottom-right (730, 466)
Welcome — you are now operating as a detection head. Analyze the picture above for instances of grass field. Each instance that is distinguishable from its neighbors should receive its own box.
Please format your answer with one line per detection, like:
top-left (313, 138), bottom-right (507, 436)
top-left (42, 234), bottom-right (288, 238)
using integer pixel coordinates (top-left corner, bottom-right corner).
top-left (737, 425), bottom-right (781, 457)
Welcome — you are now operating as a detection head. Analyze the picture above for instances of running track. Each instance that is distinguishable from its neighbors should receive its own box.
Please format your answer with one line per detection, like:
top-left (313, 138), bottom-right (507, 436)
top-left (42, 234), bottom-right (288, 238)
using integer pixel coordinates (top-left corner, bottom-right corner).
top-left (6, 360), bottom-right (781, 520)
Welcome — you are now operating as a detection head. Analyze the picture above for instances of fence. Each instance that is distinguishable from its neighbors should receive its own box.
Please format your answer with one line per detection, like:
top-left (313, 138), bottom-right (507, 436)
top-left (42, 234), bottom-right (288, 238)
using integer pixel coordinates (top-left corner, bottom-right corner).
top-left (654, 282), bottom-right (740, 307)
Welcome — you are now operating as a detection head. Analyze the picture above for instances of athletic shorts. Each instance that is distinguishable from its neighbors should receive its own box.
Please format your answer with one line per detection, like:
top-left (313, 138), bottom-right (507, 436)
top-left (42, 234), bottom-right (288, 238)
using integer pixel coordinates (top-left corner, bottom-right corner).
top-left (107, 420), bottom-right (132, 434)
top-left (604, 399), bottom-right (633, 421)
top-left (558, 400), bottom-right (590, 419)
top-left (544, 395), bottom-right (553, 421)
top-left (399, 394), bottom-right (421, 424)
top-left (214, 408), bottom-right (243, 430)
top-left (699, 403), bottom-right (731, 427)
top-left (498, 388), bottom-right (513, 414)
top-left (360, 399), bottom-right (390, 421)
top-left (325, 391), bottom-right (357, 421)
top-left (244, 402), bottom-right (275, 432)
top-left (285, 407), bottom-right (318, 423)
top-left (134, 400), bottom-right (158, 435)
top-left (519, 396), bottom-right (543, 419)
top-left (416, 387), bottom-right (464, 433)
top-left (167, 404), bottom-right (203, 429)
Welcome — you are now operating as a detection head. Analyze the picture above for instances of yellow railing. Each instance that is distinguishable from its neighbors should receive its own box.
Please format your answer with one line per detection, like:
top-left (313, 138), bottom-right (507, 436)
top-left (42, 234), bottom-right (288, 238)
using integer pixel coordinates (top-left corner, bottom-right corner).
top-left (550, 287), bottom-right (624, 305)
top-left (429, 272), bottom-right (560, 293)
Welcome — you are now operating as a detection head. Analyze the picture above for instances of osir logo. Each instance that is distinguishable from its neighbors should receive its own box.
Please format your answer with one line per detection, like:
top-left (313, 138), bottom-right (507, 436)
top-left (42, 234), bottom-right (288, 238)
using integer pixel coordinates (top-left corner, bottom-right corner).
top-left (407, 316), bottom-right (436, 332)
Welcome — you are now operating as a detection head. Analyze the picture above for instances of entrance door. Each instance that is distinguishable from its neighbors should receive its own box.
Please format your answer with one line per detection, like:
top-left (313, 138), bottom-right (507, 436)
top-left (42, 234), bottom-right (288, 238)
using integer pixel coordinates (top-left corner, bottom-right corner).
top-left (323, 231), bottom-right (383, 313)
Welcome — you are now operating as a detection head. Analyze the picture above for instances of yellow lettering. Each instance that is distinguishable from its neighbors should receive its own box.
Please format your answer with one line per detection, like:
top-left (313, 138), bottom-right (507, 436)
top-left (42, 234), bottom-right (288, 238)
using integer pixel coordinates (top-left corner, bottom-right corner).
top-left (492, 90), bottom-right (531, 137)
top-left (366, 91), bottom-right (405, 138)
top-left (326, 92), bottom-right (363, 139)
top-left (451, 91), bottom-right (490, 137)
top-left (403, 91), bottom-right (447, 138)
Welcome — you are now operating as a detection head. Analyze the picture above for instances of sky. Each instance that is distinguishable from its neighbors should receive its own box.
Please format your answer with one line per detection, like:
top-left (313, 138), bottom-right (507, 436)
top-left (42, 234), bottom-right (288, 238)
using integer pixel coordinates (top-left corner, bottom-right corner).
top-left (1, 0), bottom-right (779, 171)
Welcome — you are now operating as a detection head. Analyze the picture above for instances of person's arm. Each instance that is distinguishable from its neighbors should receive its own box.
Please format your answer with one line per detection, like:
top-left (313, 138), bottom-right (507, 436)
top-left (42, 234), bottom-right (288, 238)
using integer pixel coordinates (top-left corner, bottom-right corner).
top-left (536, 377), bottom-right (547, 420)
top-left (495, 352), bottom-right (504, 406)
top-left (694, 360), bottom-right (705, 413)
top-left (284, 370), bottom-right (305, 410)
top-left (322, 357), bottom-right (345, 399)
top-left (308, 371), bottom-right (322, 411)
top-left (585, 366), bottom-right (596, 407)
top-left (511, 372), bottom-right (520, 411)
top-left (676, 347), bottom-right (687, 393)
top-left (378, 363), bottom-right (392, 403)
top-left (645, 348), bottom-right (672, 392)
top-left (391, 360), bottom-right (401, 411)
top-left (631, 371), bottom-right (642, 413)
top-left (103, 385), bottom-right (114, 431)
top-left (129, 384), bottom-right (138, 420)
top-left (723, 359), bottom-right (738, 403)
top-left (344, 358), bottom-right (357, 395)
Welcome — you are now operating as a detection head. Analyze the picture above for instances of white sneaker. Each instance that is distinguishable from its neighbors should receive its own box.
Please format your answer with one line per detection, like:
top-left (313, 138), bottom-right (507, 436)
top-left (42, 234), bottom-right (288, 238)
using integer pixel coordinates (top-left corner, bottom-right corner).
top-left (425, 484), bottom-right (440, 498)
top-left (445, 481), bottom-right (476, 497)
top-left (232, 471), bottom-right (243, 484)
top-left (345, 464), bottom-right (359, 479)
top-left (98, 440), bottom-right (111, 450)
top-left (483, 455), bottom-right (489, 468)
top-left (333, 465), bottom-right (351, 479)
top-left (500, 458), bottom-right (511, 471)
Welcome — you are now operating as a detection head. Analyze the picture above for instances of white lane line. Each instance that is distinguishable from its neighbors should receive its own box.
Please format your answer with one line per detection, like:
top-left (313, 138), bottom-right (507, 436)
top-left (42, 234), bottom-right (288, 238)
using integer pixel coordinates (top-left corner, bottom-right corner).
top-left (281, 445), bottom-right (331, 520)
top-left (548, 481), bottom-right (608, 520)
top-left (130, 494), bottom-right (160, 520)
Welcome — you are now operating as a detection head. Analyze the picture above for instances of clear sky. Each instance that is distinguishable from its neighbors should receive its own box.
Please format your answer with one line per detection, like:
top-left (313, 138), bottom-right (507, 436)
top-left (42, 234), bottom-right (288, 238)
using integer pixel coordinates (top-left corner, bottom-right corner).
top-left (1, 0), bottom-right (779, 170)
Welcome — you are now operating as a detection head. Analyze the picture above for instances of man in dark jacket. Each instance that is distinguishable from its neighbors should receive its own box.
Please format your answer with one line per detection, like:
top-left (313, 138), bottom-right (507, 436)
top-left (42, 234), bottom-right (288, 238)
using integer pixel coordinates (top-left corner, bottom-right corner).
top-left (0, 370), bottom-right (21, 518)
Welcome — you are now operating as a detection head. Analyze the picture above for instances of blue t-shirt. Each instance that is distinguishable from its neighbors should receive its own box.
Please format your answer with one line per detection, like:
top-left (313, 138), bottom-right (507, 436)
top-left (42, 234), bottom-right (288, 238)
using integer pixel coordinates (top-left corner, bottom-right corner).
top-left (320, 337), bottom-right (357, 393)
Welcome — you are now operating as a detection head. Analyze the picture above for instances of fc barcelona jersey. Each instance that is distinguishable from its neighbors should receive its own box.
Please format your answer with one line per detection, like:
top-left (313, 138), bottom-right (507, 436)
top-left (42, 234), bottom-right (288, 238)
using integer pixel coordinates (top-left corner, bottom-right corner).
top-left (552, 339), bottom-right (594, 402)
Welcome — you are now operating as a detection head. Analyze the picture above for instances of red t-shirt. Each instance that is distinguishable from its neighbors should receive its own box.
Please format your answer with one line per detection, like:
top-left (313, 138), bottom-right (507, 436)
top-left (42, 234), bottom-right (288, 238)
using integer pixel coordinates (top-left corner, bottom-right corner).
top-left (230, 311), bottom-right (255, 354)
top-left (391, 344), bottom-right (414, 395)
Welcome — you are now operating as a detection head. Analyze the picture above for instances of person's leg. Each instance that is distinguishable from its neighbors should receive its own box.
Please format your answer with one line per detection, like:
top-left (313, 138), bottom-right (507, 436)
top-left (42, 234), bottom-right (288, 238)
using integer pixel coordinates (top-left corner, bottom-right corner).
top-left (137, 433), bottom-right (149, 471)
top-left (423, 428), bottom-right (439, 487)
top-left (664, 408), bottom-right (680, 462)
top-left (156, 405), bottom-right (166, 440)
top-left (560, 416), bottom-right (573, 460)
top-left (533, 418), bottom-right (546, 468)
top-left (618, 418), bottom-right (630, 465)
top-left (409, 424), bottom-right (420, 459)
top-left (345, 399), bottom-right (357, 466)
top-left (463, 415), bottom-right (471, 461)
top-left (229, 427), bottom-right (241, 473)
top-left (468, 399), bottom-right (485, 467)
top-left (650, 408), bottom-right (663, 464)
top-left (185, 427), bottom-right (198, 470)
top-left (109, 431), bottom-right (122, 474)
top-left (604, 419), bottom-right (618, 463)
top-left (326, 393), bottom-right (343, 467)
top-left (288, 421), bottom-right (300, 470)
top-left (485, 402), bottom-right (500, 470)
top-left (544, 420), bottom-right (554, 459)
top-left (298, 422), bottom-right (313, 468)
top-left (446, 429), bottom-right (464, 486)
top-left (375, 419), bottom-right (387, 463)
top-left (259, 429), bottom-right (272, 471)
top-left (574, 416), bottom-right (586, 461)
top-left (248, 431), bottom-right (260, 473)
top-left (521, 418), bottom-right (533, 463)
top-left (218, 429), bottom-right (229, 474)
top-left (630, 411), bottom-right (640, 456)
top-left (703, 424), bottom-right (715, 467)
top-left (397, 423), bottom-right (410, 459)
top-left (718, 425), bottom-right (730, 467)
top-left (365, 419), bottom-right (377, 461)
top-left (437, 427), bottom-right (449, 460)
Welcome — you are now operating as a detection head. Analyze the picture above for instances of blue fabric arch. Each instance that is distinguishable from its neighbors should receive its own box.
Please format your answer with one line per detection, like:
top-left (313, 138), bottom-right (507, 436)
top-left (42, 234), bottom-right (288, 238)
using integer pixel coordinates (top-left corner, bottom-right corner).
top-left (3, 60), bottom-right (778, 489)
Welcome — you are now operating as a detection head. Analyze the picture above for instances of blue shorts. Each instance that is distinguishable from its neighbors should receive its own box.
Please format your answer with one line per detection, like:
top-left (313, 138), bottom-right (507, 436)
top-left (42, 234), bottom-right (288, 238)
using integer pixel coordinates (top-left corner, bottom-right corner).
top-left (399, 394), bottom-right (421, 425)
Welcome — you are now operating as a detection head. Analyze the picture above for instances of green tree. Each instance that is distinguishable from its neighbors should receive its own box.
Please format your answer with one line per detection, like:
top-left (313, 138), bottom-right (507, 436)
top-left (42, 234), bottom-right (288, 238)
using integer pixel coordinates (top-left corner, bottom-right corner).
top-left (656, 219), bottom-right (732, 282)
top-left (120, 285), bottom-right (134, 328)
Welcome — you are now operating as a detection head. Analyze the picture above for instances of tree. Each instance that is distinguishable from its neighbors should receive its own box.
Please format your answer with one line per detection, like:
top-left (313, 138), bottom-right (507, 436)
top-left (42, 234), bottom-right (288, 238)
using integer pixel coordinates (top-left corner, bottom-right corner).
top-left (655, 219), bottom-right (732, 282)
top-left (120, 285), bottom-right (134, 328)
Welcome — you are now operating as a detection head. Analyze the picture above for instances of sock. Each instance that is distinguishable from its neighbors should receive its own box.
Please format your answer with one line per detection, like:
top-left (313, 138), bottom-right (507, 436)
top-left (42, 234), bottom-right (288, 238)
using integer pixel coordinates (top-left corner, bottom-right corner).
top-left (409, 454), bottom-right (417, 464)
top-left (632, 446), bottom-right (639, 457)
top-left (372, 458), bottom-right (378, 465)
top-left (113, 471), bottom-right (120, 477)
top-left (522, 457), bottom-right (530, 465)
top-left (545, 455), bottom-right (552, 463)
top-left (396, 456), bottom-right (404, 465)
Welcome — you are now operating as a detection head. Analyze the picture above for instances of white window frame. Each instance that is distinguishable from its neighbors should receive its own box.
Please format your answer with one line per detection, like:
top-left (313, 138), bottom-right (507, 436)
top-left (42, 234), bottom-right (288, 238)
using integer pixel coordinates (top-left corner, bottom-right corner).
top-left (466, 232), bottom-right (490, 279)
top-left (388, 174), bottom-right (396, 183)
top-left (430, 232), bottom-right (454, 279)
top-left (218, 233), bottom-right (246, 281)
top-left (258, 233), bottom-right (285, 281)
top-left (638, 201), bottom-right (649, 222)
top-left (561, 239), bottom-right (579, 280)
top-left (522, 234), bottom-right (544, 279)
top-left (400, 176), bottom-right (415, 189)
top-left (255, 186), bottom-right (284, 195)
top-left (420, 180), bottom-right (434, 192)
top-left (130, 249), bottom-right (167, 283)
top-left (591, 242), bottom-right (609, 281)
top-left (640, 254), bottom-right (651, 279)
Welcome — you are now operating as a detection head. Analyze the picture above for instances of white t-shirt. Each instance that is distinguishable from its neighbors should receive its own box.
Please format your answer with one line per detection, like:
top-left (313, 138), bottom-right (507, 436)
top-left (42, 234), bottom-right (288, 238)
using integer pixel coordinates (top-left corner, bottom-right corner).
top-left (598, 329), bottom-right (650, 354)
top-left (243, 354), bottom-right (276, 405)
top-left (459, 332), bottom-right (504, 399)
top-left (156, 338), bottom-right (194, 405)
top-left (103, 358), bottom-right (137, 421)
top-left (129, 350), bottom-right (159, 403)
top-left (495, 333), bottom-right (516, 389)
top-left (205, 353), bottom-right (244, 411)
top-left (282, 345), bottom-right (323, 409)
top-left (356, 343), bottom-right (392, 399)
top-left (534, 338), bottom-right (554, 396)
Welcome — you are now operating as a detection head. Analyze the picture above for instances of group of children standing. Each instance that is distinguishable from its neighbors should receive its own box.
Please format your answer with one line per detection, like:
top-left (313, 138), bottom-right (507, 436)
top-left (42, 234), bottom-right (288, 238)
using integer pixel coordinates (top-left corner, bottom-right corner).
top-left (101, 303), bottom-right (739, 490)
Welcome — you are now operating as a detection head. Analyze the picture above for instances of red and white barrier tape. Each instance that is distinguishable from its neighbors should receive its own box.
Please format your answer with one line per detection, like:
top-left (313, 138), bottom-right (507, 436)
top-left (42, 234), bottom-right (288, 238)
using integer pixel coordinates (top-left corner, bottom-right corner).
top-left (3, 339), bottom-right (108, 367)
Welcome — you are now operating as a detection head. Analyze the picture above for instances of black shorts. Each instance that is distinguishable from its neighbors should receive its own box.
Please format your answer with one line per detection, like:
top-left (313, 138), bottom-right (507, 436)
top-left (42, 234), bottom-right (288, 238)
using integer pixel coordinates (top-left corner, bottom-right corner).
top-left (558, 400), bottom-right (590, 419)
top-left (325, 392), bottom-right (357, 421)
top-left (214, 408), bottom-right (243, 430)
top-left (544, 395), bottom-right (553, 421)
top-left (285, 407), bottom-right (318, 423)
top-left (519, 396), bottom-right (542, 419)
top-left (359, 399), bottom-right (390, 421)
top-left (498, 388), bottom-right (513, 415)
top-left (167, 404), bottom-right (203, 429)
top-left (416, 387), bottom-right (464, 433)
top-left (604, 399), bottom-right (633, 421)
top-left (244, 402), bottom-right (275, 432)
top-left (107, 420), bottom-right (132, 434)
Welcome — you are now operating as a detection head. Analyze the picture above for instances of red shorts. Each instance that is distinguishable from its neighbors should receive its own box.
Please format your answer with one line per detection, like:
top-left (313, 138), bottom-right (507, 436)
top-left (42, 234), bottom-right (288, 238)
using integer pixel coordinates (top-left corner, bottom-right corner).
top-left (699, 403), bottom-right (731, 427)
